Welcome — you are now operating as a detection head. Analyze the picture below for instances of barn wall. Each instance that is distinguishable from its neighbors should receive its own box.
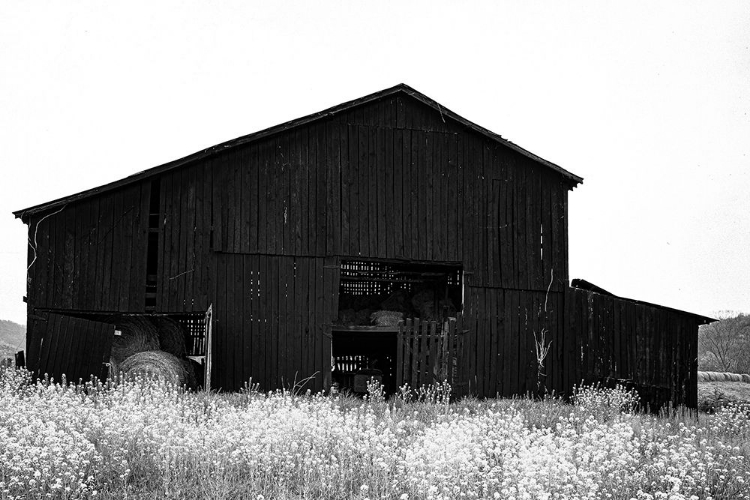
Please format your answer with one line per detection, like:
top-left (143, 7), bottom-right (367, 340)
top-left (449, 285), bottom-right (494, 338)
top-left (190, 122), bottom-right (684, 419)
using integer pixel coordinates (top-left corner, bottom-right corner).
top-left (207, 253), bottom-right (340, 392)
top-left (156, 161), bottom-right (213, 313)
top-left (210, 96), bottom-right (571, 293)
top-left (26, 182), bottom-right (151, 313)
top-left (23, 93), bottom-right (701, 407)
top-left (563, 287), bottom-right (699, 409)
top-left (456, 286), bottom-right (698, 408)
top-left (461, 287), bottom-right (566, 398)
top-left (24, 94), bottom-right (572, 322)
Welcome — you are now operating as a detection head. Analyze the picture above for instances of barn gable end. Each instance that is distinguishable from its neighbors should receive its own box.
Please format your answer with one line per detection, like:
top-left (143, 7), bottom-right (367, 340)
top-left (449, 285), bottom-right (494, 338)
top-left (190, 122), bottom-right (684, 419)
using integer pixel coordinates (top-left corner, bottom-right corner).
top-left (14, 85), bottom-right (711, 408)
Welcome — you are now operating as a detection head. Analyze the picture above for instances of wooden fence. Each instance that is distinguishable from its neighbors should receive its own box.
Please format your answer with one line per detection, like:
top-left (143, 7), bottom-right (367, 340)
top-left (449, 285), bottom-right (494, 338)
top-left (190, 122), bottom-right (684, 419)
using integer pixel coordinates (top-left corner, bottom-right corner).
top-left (396, 316), bottom-right (467, 393)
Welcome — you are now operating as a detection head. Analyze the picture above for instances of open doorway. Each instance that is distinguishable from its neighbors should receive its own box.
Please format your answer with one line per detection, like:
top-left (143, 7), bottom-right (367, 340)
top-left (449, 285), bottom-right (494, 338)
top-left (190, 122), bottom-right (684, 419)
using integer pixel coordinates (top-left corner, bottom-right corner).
top-left (331, 259), bottom-right (463, 395)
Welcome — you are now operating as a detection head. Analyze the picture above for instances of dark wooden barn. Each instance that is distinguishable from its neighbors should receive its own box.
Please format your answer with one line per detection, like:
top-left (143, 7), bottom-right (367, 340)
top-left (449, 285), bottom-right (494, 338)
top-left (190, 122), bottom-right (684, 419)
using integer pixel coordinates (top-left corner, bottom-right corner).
top-left (14, 84), bottom-right (713, 407)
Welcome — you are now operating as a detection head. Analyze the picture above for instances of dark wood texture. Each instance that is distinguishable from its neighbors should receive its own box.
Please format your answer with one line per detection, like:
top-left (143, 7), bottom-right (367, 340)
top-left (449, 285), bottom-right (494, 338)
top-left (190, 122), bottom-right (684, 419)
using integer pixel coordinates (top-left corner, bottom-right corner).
top-left (19, 89), bottom-right (703, 406)
top-left (206, 254), bottom-right (339, 391)
top-left (31, 313), bottom-right (114, 384)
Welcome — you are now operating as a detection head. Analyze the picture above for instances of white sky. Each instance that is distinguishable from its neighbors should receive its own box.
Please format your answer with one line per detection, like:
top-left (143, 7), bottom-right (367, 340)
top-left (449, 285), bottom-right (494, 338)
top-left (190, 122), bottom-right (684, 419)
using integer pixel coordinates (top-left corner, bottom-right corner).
top-left (1, 1), bottom-right (748, 325)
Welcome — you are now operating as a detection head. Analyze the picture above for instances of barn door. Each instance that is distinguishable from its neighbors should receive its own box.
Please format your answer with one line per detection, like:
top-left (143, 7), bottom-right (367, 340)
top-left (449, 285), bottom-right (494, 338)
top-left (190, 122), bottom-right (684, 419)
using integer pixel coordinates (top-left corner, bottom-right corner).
top-left (396, 315), bottom-right (466, 394)
top-left (36, 313), bottom-right (115, 384)
top-left (204, 304), bottom-right (214, 391)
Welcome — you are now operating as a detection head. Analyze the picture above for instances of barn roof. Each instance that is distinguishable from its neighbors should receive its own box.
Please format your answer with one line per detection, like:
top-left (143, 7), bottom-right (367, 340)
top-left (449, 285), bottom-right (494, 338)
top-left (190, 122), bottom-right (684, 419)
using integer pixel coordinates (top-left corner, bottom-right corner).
top-left (570, 279), bottom-right (716, 324)
top-left (14, 83), bottom-right (583, 220)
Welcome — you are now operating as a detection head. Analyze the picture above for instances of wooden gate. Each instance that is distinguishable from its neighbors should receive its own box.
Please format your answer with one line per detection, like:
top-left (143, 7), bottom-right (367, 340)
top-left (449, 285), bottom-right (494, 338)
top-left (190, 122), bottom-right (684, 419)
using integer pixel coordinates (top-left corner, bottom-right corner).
top-left (396, 315), bottom-right (467, 393)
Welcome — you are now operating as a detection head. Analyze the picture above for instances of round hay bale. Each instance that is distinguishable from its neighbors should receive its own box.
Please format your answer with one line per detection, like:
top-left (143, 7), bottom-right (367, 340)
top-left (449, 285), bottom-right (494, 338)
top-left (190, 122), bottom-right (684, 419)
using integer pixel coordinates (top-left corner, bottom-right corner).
top-left (698, 371), bottom-right (708, 382)
top-left (120, 350), bottom-right (188, 386)
top-left (110, 316), bottom-right (160, 364)
top-left (742, 374), bottom-right (750, 383)
top-left (708, 372), bottom-right (721, 382)
top-left (729, 373), bottom-right (742, 382)
top-left (150, 317), bottom-right (187, 358)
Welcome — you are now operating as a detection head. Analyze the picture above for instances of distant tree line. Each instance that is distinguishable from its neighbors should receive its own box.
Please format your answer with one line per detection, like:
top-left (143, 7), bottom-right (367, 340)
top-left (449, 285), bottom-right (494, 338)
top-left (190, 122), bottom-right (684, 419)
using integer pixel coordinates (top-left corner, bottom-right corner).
top-left (698, 312), bottom-right (750, 374)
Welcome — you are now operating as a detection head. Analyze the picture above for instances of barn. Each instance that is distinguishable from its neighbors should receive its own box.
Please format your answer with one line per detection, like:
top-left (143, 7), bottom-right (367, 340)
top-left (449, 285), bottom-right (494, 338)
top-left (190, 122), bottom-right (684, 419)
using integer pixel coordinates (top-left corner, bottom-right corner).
top-left (13, 84), bottom-right (713, 408)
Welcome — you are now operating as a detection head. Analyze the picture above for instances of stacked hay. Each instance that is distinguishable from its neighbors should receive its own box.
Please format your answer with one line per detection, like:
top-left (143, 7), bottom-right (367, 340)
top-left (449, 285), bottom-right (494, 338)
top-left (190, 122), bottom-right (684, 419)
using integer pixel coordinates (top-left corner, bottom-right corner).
top-left (742, 374), bottom-right (750, 383)
top-left (698, 371), bottom-right (709, 382)
top-left (109, 316), bottom-right (160, 364)
top-left (370, 310), bottom-right (404, 327)
top-left (120, 351), bottom-right (188, 386)
top-left (150, 316), bottom-right (187, 358)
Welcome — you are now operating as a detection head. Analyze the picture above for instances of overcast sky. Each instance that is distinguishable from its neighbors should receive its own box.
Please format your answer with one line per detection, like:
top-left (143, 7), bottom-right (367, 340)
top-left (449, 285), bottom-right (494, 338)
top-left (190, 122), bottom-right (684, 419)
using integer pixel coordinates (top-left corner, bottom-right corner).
top-left (1, 1), bottom-right (748, 326)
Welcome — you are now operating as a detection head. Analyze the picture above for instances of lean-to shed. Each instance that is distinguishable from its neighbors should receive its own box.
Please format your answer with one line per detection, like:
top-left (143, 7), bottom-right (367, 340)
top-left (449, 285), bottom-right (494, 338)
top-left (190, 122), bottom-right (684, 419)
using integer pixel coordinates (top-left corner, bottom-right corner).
top-left (14, 84), bottom-right (713, 407)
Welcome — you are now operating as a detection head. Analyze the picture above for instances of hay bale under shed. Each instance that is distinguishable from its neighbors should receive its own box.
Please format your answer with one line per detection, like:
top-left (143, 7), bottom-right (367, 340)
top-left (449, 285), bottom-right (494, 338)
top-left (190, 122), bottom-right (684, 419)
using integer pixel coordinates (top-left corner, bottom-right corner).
top-left (120, 351), bottom-right (188, 386)
top-left (150, 316), bottom-right (187, 358)
top-left (109, 316), bottom-right (160, 364)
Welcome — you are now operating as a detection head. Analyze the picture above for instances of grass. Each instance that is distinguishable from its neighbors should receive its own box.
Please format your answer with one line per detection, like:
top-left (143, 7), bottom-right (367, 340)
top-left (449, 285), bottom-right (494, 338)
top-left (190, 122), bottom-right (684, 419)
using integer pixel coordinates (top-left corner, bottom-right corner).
top-left (1, 368), bottom-right (749, 500)
top-left (699, 380), bottom-right (750, 410)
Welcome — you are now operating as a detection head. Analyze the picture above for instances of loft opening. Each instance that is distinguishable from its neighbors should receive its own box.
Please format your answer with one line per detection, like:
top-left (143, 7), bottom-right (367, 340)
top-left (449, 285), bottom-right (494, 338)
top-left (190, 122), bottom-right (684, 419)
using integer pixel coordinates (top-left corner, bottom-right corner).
top-left (331, 259), bottom-right (463, 395)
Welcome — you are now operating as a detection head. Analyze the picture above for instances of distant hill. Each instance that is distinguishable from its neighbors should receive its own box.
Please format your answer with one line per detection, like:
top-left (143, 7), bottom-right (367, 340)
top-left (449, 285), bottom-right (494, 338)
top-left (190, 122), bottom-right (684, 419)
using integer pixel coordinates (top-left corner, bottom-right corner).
top-left (0, 319), bottom-right (26, 360)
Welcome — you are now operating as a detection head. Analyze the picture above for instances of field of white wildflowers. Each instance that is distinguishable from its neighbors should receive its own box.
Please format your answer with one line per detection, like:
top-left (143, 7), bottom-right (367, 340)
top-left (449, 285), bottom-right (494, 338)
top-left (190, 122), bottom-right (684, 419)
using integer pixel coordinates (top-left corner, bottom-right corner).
top-left (1, 367), bottom-right (748, 500)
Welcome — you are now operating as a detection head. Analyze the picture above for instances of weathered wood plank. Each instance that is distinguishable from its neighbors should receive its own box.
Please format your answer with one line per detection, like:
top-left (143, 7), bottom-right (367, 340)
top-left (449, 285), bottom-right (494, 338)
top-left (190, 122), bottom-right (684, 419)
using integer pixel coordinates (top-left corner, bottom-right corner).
top-left (405, 129), bottom-right (416, 259)
top-left (376, 127), bottom-right (387, 258)
top-left (384, 127), bottom-right (395, 258)
top-left (257, 141), bottom-right (270, 254)
top-left (314, 258), bottom-right (325, 391)
top-left (348, 125), bottom-right (360, 256)
top-left (248, 144), bottom-right (259, 254)
top-left (328, 120), bottom-right (342, 255)
top-left (358, 125), bottom-right (370, 257)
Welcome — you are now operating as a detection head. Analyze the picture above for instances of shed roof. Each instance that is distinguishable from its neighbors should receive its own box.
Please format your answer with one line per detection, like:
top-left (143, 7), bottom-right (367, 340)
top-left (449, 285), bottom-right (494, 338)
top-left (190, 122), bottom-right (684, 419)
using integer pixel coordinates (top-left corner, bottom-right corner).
top-left (570, 278), bottom-right (716, 324)
top-left (14, 83), bottom-right (583, 220)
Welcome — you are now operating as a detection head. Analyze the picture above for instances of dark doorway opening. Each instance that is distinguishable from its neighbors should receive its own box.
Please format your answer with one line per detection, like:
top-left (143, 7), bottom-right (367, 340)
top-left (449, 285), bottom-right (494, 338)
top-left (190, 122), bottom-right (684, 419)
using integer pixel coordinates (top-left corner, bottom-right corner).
top-left (331, 259), bottom-right (463, 395)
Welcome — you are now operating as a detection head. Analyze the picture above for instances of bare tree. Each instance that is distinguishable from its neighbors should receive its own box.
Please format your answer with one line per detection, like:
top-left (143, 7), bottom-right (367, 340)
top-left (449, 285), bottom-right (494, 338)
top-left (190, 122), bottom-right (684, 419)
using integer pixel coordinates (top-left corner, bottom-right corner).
top-left (698, 312), bottom-right (750, 373)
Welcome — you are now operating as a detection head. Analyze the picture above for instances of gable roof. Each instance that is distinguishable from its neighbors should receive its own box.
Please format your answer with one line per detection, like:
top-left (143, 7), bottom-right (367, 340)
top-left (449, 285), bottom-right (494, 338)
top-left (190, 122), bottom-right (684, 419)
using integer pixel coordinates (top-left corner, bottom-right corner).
top-left (14, 83), bottom-right (583, 221)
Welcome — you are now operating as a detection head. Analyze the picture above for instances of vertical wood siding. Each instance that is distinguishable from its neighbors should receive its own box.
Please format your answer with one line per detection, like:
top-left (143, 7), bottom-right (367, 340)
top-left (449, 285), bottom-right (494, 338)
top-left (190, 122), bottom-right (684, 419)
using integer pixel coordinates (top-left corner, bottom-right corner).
top-left (21, 92), bottom-right (699, 406)
top-left (26, 182), bottom-right (150, 313)
top-left (210, 96), bottom-right (571, 293)
top-left (455, 286), bottom-right (698, 408)
top-left (208, 253), bottom-right (339, 392)
top-left (562, 287), bottom-right (699, 408)
top-left (29, 313), bottom-right (114, 384)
